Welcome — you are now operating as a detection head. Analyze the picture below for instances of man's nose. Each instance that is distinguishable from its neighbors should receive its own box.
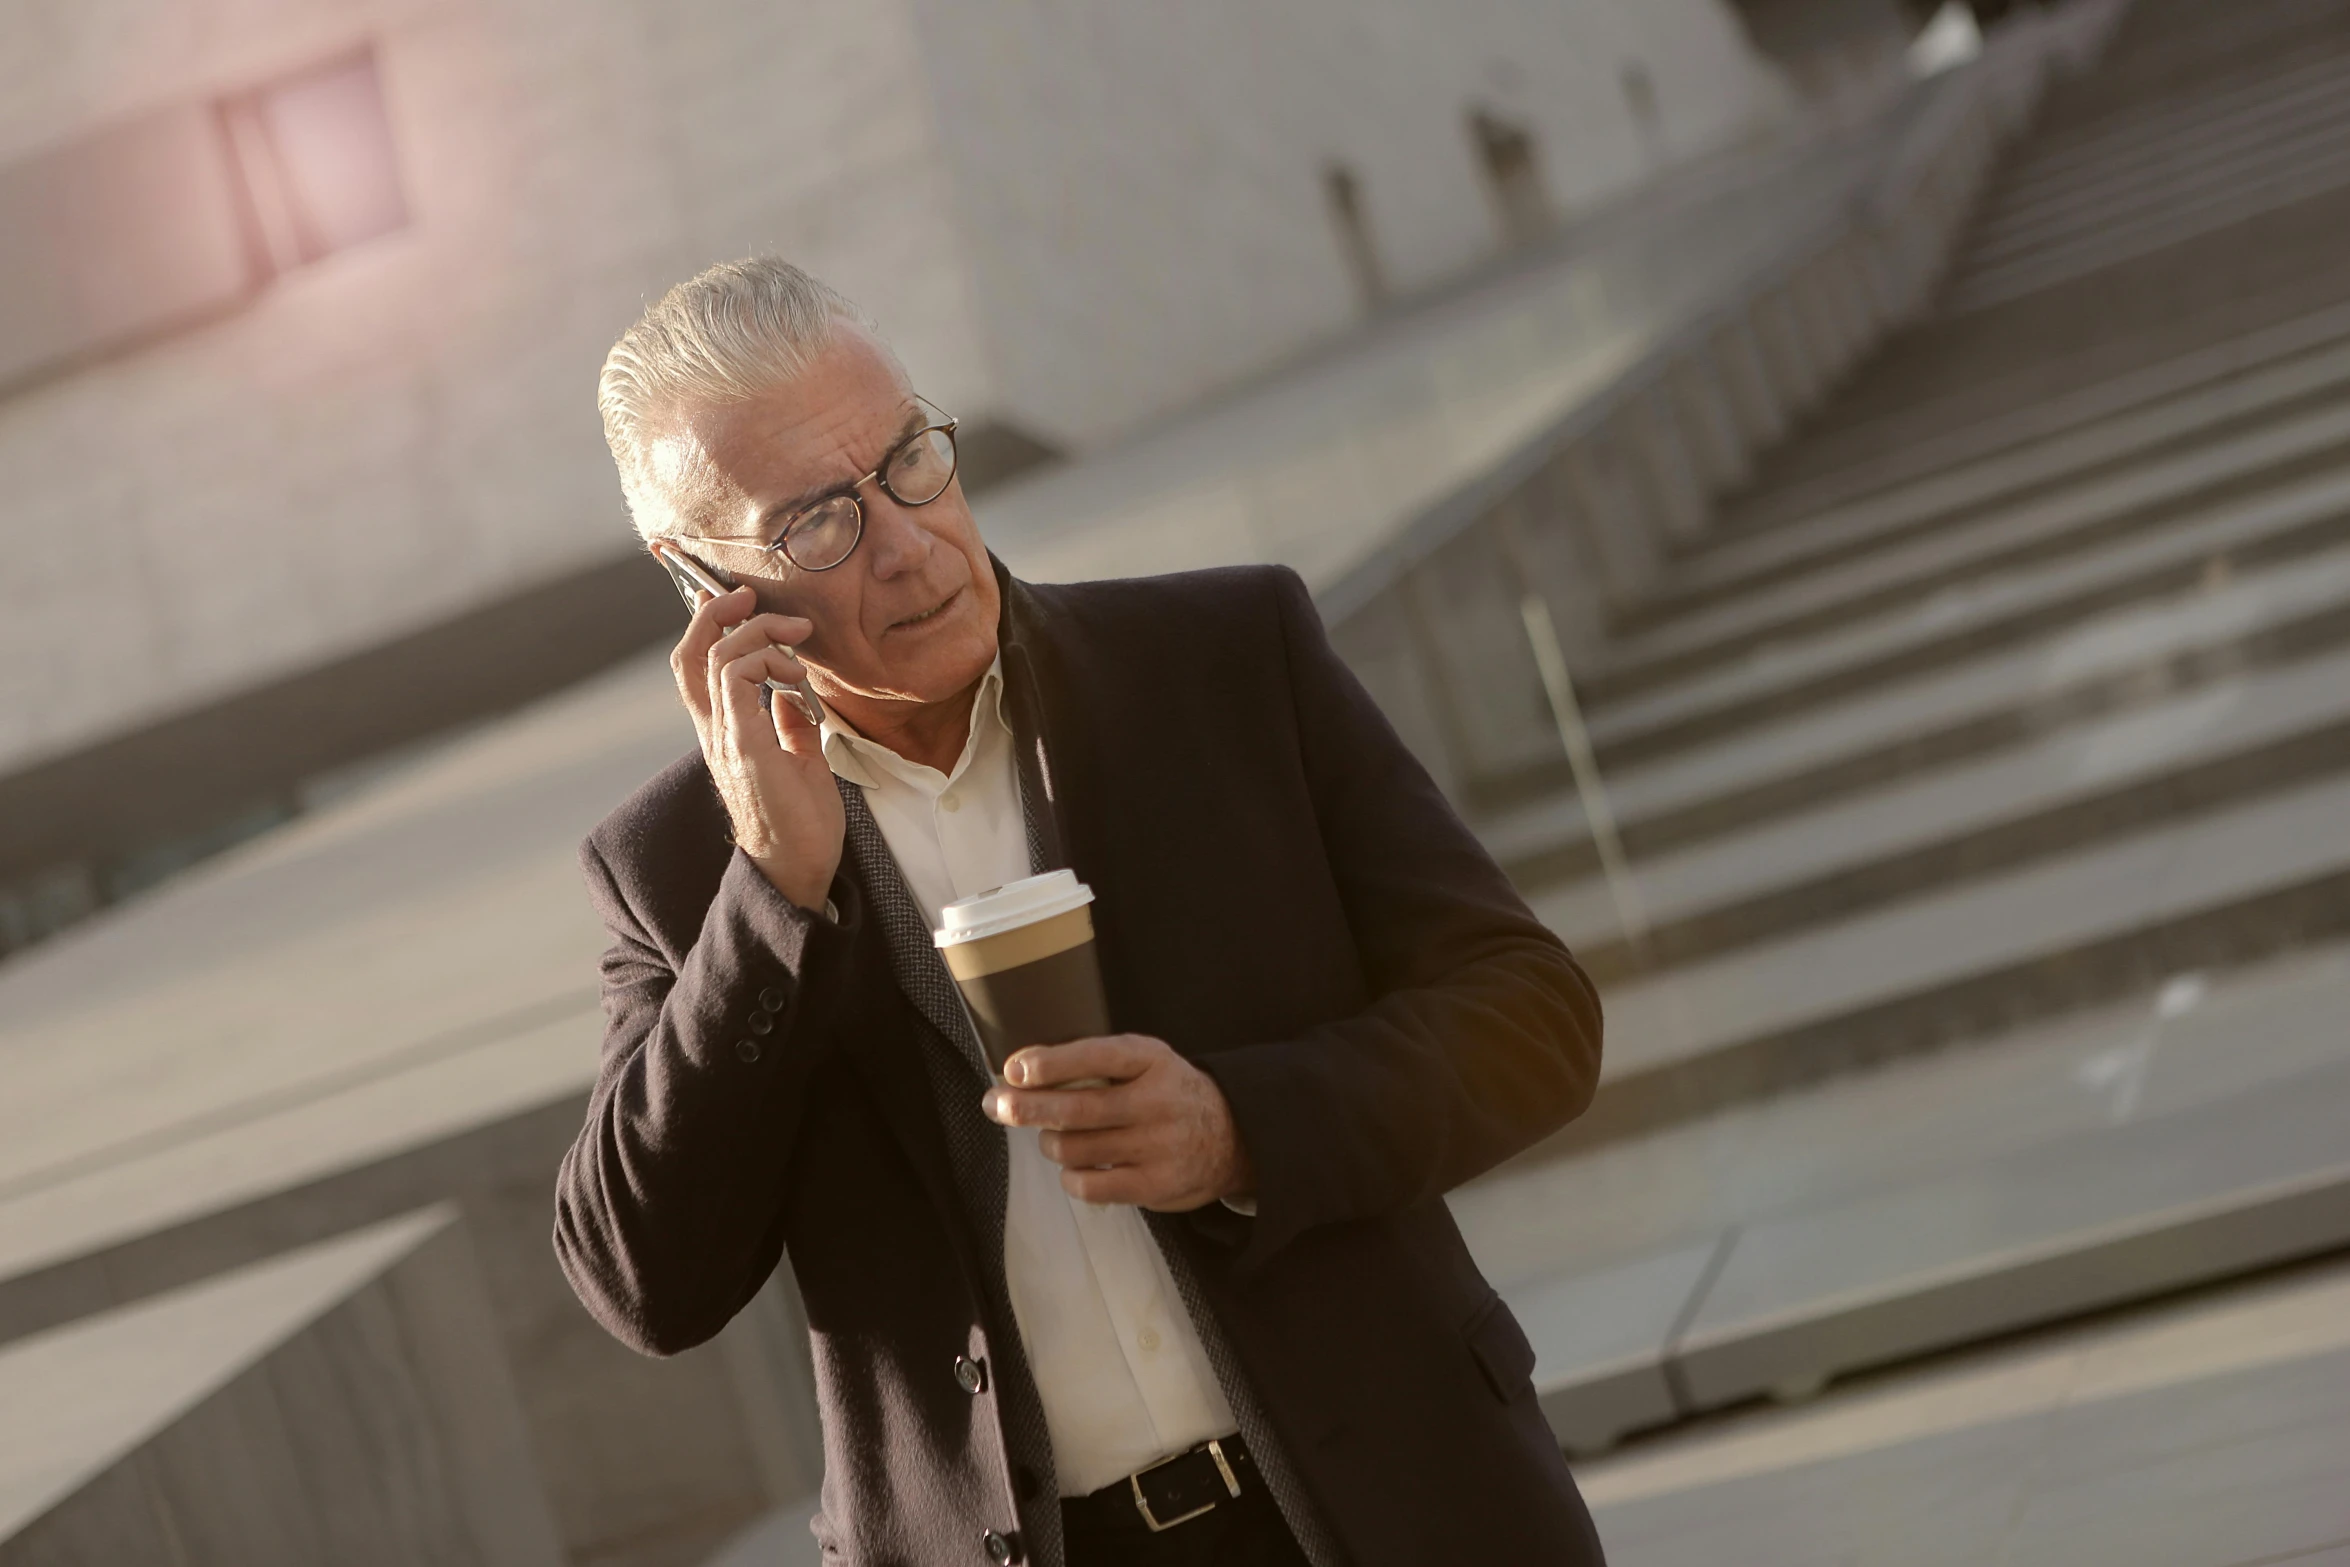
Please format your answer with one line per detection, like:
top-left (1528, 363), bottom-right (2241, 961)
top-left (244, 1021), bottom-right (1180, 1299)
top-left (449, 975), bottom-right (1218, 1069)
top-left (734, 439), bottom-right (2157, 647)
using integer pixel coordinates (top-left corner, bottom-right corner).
top-left (858, 489), bottom-right (933, 579)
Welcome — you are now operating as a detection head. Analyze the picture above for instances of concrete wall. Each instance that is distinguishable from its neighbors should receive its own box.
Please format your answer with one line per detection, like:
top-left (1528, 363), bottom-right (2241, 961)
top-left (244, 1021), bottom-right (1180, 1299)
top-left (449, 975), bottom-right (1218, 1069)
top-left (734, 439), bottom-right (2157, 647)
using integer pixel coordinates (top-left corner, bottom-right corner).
top-left (0, 0), bottom-right (986, 788)
top-left (0, 0), bottom-right (1780, 796)
top-left (0, 1209), bottom-right (567, 1567)
top-left (915, 0), bottom-right (1786, 448)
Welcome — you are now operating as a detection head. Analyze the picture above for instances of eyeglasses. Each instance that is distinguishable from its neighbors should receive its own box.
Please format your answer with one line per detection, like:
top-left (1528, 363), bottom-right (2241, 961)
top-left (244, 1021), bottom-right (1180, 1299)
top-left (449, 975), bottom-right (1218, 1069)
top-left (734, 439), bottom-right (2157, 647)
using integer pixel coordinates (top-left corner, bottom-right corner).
top-left (665, 397), bottom-right (960, 573)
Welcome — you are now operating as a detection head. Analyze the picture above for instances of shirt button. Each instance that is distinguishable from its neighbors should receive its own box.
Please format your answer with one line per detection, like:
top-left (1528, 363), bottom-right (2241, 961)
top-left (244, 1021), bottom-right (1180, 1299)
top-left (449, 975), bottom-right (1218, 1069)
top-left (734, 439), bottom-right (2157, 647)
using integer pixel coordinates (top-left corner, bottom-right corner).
top-left (981, 1528), bottom-right (1019, 1565)
top-left (734, 1039), bottom-right (762, 1064)
top-left (1137, 1326), bottom-right (1161, 1353)
top-left (759, 986), bottom-right (787, 1011)
top-left (747, 1010), bottom-right (774, 1035)
top-left (953, 1354), bottom-right (987, 1394)
top-left (941, 792), bottom-right (962, 813)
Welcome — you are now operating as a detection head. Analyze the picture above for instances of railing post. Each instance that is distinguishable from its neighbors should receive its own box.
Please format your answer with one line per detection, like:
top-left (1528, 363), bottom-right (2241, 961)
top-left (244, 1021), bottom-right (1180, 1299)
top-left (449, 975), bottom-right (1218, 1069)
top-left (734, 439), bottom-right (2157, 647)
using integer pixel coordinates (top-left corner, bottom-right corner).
top-left (1827, 232), bottom-right (1884, 343)
top-left (1516, 452), bottom-right (1617, 651)
top-left (1400, 530), bottom-right (1567, 795)
top-left (1791, 255), bottom-right (1853, 385)
top-left (1756, 285), bottom-right (1824, 418)
top-left (1330, 578), bottom-right (1471, 803)
top-left (1668, 352), bottom-right (1751, 492)
top-left (1555, 435), bottom-right (1663, 608)
top-left (1627, 390), bottom-right (1712, 548)
top-left (1714, 314), bottom-right (1790, 449)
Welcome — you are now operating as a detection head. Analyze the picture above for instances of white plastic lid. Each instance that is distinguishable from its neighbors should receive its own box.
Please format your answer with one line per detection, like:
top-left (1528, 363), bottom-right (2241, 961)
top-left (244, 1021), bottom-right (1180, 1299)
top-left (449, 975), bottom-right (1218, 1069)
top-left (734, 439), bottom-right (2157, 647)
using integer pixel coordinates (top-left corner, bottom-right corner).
top-left (933, 869), bottom-right (1095, 947)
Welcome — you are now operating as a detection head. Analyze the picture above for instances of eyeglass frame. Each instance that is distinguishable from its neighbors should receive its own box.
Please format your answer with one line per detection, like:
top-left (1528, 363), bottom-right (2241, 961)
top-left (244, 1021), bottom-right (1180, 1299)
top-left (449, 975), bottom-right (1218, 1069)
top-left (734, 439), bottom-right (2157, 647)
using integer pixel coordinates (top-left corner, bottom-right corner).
top-left (659, 395), bottom-right (961, 574)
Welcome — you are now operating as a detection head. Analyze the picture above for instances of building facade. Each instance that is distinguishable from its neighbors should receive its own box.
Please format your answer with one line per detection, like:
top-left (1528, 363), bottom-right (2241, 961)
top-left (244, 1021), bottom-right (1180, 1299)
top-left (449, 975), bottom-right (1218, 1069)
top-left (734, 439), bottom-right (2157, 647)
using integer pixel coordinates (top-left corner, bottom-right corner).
top-left (0, 0), bottom-right (1785, 946)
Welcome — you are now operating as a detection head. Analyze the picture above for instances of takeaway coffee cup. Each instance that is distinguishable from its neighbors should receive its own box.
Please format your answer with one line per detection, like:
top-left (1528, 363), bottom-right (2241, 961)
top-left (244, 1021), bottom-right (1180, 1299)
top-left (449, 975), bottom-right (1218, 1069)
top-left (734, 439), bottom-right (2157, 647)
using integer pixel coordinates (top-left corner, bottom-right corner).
top-left (933, 870), bottom-right (1111, 1082)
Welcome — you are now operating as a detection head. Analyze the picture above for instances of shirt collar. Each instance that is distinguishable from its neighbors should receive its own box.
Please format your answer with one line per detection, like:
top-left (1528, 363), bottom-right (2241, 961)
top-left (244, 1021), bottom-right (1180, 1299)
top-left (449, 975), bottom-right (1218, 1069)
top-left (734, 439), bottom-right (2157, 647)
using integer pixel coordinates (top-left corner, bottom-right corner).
top-left (819, 656), bottom-right (1007, 791)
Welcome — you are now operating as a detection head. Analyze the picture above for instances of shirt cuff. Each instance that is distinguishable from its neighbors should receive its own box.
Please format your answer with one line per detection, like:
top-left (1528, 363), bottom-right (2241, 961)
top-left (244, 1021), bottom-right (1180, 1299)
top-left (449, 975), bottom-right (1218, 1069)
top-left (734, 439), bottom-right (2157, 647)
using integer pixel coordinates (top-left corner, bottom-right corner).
top-left (822, 898), bottom-right (841, 924)
top-left (1219, 1195), bottom-right (1259, 1217)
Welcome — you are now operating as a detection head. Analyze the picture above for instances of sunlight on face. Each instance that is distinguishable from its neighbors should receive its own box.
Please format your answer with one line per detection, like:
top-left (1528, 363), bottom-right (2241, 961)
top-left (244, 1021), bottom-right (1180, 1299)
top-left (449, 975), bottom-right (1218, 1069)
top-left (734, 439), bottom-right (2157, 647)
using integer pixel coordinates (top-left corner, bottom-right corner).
top-left (661, 325), bottom-right (1001, 720)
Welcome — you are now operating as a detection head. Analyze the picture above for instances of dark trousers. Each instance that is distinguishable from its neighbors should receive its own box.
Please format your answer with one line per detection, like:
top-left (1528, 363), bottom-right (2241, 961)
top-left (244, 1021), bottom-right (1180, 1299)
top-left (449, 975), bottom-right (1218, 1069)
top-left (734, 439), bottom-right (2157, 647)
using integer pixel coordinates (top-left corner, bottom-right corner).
top-left (1060, 1482), bottom-right (1316, 1567)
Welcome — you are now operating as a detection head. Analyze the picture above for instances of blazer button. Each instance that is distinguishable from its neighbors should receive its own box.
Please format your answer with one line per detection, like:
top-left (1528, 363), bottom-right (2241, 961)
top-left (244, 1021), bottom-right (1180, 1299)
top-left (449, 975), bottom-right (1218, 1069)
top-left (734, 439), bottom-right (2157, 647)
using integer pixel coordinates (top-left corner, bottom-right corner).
top-left (747, 1010), bottom-right (775, 1035)
top-left (981, 1529), bottom-right (1019, 1565)
top-left (734, 1038), bottom-right (762, 1064)
top-left (759, 986), bottom-right (787, 1011)
top-left (953, 1354), bottom-right (987, 1394)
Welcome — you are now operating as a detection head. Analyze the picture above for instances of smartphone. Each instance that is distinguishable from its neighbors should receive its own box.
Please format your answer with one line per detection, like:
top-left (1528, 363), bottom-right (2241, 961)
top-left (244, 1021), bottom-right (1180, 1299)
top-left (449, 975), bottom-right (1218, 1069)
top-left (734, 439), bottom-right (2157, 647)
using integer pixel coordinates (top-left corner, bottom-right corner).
top-left (651, 542), bottom-right (826, 727)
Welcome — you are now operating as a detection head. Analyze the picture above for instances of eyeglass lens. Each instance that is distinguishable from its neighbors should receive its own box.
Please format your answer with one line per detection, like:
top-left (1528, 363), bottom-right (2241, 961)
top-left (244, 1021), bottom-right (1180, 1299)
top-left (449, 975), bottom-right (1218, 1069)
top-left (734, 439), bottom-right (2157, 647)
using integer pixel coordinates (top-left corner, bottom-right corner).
top-left (780, 424), bottom-right (958, 571)
top-left (882, 426), bottom-right (957, 506)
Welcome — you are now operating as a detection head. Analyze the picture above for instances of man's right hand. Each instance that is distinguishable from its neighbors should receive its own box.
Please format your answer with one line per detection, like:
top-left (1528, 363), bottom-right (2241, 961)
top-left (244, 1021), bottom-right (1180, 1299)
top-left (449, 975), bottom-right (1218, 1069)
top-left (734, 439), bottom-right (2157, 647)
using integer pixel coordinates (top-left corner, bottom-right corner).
top-left (671, 585), bottom-right (845, 911)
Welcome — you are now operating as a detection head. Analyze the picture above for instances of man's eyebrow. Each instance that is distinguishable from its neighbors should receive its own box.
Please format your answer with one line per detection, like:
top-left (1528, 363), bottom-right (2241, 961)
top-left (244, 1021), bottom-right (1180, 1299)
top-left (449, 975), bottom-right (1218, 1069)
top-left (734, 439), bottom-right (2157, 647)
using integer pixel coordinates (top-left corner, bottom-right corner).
top-left (757, 405), bottom-right (928, 532)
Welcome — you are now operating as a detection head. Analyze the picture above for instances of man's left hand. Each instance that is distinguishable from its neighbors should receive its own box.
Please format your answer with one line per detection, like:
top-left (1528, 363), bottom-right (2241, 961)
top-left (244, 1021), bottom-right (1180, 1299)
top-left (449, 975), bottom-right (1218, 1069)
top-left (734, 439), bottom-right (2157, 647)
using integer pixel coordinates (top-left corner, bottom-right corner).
top-left (984, 1035), bottom-right (1254, 1211)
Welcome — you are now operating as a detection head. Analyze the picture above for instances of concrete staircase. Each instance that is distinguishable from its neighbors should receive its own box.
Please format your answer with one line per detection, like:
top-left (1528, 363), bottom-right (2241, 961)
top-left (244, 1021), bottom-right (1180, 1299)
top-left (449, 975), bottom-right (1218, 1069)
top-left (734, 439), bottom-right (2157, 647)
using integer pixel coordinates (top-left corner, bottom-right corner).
top-left (6, 3), bottom-right (2346, 1564)
top-left (1459, 0), bottom-right (2350, 1464)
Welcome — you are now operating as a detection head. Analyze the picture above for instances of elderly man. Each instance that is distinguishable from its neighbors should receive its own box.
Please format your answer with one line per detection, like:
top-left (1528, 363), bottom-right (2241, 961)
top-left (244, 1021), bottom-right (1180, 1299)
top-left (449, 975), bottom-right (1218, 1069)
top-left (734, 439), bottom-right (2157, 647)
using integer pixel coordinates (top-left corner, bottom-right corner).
top-left (554, 258), bottom-right (1607, 1567)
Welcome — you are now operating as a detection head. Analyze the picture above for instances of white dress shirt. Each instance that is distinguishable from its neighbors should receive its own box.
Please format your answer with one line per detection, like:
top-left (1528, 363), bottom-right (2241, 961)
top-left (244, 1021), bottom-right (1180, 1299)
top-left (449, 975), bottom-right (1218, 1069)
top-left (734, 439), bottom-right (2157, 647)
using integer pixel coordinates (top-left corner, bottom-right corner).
top-left (819, 662), bottom-right (1236, 1497)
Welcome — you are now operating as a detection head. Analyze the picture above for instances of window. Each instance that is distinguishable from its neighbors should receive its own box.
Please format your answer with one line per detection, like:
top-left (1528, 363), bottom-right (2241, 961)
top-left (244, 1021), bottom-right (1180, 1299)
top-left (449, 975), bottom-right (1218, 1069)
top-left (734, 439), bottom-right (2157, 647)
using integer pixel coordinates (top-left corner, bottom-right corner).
top-left (1468, 108), bottom-right (1551, 250)
top-left (1622, 62), bottom-right (1667, 167)
top-left (0, 44), bottom-right (405, 392)
top-left (218, 50), bottom-right (408, 278)
top-left (1323, 163), bottom-right (1390, 314)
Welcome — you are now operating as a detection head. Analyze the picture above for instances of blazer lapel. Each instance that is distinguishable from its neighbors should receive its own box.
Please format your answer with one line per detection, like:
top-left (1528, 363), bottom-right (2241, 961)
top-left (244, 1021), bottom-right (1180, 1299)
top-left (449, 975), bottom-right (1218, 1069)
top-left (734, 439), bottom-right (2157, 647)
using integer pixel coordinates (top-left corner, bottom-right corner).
top-left (997, 566), bottom-right (1073, 876)
top-left (837, 779), bottom-right (987, 1073)
top-left (820, 584), bottom-right (1079, 1299)
top-left (832, 779), bottom-right (993, 1281)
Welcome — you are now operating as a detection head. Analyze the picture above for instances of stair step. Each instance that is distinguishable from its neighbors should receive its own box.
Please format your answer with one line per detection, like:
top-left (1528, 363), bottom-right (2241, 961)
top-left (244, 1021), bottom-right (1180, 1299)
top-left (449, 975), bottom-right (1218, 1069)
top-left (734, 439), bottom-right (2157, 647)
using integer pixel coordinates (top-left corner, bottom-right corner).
top-left (1741, 208), bottom-right (2350, 506)
top-left (1508, 1053), bottom-right (2350, 1452)
top-left (1800, 161), bottom-right (2350, 439)
top-left (1671, 326), bottom-right (2350, 614)
top-left (1726, 294), bottom-right (2350, 534)
top-left (1458, 944), bottom-right (2350, 1451)
top-left (1973, 67), bottom-right (2350, 267)
top-left (2031, 0), bottom-right (2350, 139)
top-left (1591, 467), bottom-right (2350, 772)
top-left (1466, 940), bottom-right (2350, 1309)
top-left (1674, 1062), bottom-right (2350, 1409)
top-left (1567, 770), bottom-right (2350, 1148)
top-left (1990, 36), bottom-right (2350, 211)
top-left (1951, 141), bottom-right (2350, 316)
top-left (1710, 297), bottom-right (2350, 549)
top-left (1553, 646), bottom-right (2350, 980)
top-left (1621, 397), bottom-right (2350, 680)
top-left (1484, 539), bottom-right (2350, 872)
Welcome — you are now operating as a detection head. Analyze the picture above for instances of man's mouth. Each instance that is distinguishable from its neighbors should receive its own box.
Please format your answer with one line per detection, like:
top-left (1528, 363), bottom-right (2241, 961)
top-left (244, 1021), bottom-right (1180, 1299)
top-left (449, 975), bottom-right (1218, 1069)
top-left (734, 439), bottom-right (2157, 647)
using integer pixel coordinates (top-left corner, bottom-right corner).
top-left (889, 587), bottom-right (961, 633)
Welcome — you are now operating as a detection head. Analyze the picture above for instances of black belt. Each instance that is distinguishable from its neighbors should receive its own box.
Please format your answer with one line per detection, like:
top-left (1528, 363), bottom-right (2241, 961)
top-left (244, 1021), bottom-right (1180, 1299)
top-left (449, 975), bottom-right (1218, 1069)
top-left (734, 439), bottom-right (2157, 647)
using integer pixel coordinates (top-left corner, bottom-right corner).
top-left (1062, 1435), bottom-right (1256, 1534)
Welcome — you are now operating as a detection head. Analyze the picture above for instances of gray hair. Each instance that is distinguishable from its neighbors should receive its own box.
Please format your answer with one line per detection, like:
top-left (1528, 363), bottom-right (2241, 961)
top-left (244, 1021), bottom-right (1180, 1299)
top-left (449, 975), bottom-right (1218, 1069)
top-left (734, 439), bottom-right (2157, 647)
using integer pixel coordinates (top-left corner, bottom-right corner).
top-left (598, 256), bottom-right (877, 538)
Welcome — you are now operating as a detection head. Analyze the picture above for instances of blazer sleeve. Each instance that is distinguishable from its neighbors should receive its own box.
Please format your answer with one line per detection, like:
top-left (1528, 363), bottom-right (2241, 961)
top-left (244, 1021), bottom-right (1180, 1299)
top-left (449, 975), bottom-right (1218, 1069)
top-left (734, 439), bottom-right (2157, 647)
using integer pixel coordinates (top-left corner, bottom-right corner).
top-left (1197, 567), bottom-right (1603, 1272)
top-left (553, 840), bottom-right (864, 1355)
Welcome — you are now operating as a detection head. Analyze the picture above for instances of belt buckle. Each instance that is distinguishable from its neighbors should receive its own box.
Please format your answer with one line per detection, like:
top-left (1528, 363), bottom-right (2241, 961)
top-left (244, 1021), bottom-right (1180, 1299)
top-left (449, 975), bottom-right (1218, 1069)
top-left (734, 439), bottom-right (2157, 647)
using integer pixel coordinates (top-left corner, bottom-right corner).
top-left (1129, 1438), bottom-right (1243, 1533)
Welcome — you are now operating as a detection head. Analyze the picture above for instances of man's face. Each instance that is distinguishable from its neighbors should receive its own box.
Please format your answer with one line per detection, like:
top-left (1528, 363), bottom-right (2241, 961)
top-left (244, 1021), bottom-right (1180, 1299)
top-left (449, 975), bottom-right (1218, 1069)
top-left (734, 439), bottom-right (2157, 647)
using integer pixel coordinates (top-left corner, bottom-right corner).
top-left (660, 324), bottom-right (1000, 714)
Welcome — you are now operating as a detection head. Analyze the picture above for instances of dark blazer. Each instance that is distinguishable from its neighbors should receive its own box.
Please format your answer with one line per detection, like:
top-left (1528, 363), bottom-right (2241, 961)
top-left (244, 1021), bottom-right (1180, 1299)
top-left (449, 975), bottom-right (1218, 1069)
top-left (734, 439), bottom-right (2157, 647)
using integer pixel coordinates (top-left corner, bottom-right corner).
top-left (555, 563), bottom-right (1607, 1566)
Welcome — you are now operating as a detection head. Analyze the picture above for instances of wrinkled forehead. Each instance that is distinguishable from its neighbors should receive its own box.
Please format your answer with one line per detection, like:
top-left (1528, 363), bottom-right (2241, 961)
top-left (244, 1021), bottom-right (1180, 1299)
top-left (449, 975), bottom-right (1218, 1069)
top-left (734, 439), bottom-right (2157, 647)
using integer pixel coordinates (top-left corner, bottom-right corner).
top-left (648, 326), bottom-right (917, 533)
